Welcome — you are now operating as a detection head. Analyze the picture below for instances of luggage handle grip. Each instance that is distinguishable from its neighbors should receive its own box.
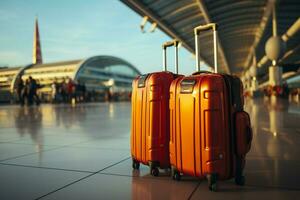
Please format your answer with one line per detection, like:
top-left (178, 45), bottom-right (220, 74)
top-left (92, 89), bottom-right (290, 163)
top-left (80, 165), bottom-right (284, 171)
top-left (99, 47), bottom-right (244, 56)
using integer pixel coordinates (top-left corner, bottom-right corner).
top-left (194, 23), bottom-right (218, 73)
top-left (180, 79), bottom-right (196, 93)
top-left (162, 40), bottom-right (179, 48)
top-left (162, 39), bottom-right (179, 74)
top-left (194, 23), bottom-right (218, 34)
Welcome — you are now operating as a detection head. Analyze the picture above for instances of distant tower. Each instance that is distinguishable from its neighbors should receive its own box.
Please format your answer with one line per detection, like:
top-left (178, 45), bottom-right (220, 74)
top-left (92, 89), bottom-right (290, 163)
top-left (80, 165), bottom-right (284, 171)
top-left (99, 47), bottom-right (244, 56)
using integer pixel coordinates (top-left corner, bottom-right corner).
top-left (32, 17), bottom-right (43, 64)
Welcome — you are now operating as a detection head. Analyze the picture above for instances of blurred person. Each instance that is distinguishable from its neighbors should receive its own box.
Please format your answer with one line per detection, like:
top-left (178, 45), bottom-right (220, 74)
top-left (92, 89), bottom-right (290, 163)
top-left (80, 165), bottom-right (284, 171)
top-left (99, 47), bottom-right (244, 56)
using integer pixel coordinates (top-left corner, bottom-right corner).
top-left (28, 76), bottom-right (40, 105)
top-left (81, 82), bottom-right (86, 102)
top-left (61, 78), bottom-right (67, 103)
top-left (51, 79), bottom-right (58, 103)
top-left (23, 79), bottom-right (30, 105)
top-left (75, 80), bottom-right (81, 102)
top-left (56, 80), bottom-right (62, 103)
top-left (16, 78), bottom-right (24, 105)
top-left (91, 90), bottom-right (96, 102)
top-left (75, 80), bottom-right (86, 102)
top-left (36, 80), bottom-right (43, 102)
top-left (266, 85), bottom-right (272, 97)
top-left (107, 87), bottom-right (113, 102)
top-left (282, 82), bottom-right (289, 97)
top-left (67, 77), bottom-right (75, 103)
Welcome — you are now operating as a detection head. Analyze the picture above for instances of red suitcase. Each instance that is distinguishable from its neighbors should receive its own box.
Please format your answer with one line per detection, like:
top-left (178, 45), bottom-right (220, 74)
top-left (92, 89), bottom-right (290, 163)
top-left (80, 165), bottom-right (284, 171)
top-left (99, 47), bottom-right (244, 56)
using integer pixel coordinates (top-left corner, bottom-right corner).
top-left (169, 23), bottom-right (252, 191)
top-left (131, 40), bottom-right (182, 176)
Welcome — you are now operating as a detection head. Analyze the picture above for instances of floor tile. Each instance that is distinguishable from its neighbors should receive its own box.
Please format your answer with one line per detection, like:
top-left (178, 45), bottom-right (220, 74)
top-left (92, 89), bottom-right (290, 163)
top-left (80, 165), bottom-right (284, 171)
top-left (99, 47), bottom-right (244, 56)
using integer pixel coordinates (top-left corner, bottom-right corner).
top-left (0, 143), bottom-right (57, 161)
top-left (0, 164), bottom-right (88, 200)
top-left (245, 158), bottom-right (300, 189)
top-left (10, 134), bottom-right (94, 146)
top-left (71, 137), bottom-right (130, 150)
top-left (4, 146), bottom-right (130, 172)
top-left (42, 173), bottom-right (199, 200)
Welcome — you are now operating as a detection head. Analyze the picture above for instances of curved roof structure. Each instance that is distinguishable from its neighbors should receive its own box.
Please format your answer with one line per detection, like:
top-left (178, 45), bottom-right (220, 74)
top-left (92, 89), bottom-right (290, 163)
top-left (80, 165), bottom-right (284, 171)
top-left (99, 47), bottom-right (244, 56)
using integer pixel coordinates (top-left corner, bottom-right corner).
top-left (0, 55), bottom-right (140, 97)
top-left (121, 0), bottom-right (300, 76)
top-left (74, 55), bottom-right (141, 79)
top-left (21, 55), bottom-right (140, 81)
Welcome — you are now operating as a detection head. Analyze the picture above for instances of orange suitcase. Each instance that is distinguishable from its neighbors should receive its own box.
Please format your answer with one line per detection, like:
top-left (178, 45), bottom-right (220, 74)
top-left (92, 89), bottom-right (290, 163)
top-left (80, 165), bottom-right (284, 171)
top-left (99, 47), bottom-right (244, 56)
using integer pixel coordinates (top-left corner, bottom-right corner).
top-left (131, 40), bottom-right (182, 176)
top-left (169, 24), bottom-right (252, 191)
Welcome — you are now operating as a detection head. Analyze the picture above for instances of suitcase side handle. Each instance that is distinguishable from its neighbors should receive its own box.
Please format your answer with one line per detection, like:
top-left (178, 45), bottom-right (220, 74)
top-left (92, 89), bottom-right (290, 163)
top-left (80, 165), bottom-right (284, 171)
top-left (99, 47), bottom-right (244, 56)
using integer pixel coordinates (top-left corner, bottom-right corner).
top-left (162, 40), bottom-right (179, 74)
top-left (194, 23), bottom-right (218, 73)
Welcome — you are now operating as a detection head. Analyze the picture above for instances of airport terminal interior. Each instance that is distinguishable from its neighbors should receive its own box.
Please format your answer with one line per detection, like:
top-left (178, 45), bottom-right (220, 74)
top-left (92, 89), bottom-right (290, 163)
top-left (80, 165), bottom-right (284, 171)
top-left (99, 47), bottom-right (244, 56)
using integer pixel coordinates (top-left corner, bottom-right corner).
top-left (0, 0), bottom-right (300, 199)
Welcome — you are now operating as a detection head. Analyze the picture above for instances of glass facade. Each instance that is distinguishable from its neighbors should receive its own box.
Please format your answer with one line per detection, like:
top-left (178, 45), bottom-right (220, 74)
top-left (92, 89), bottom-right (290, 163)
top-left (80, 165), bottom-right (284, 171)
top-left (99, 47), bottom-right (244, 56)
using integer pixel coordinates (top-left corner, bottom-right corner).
top-left (76, 56), bottom-right (140, 101)
top-left (0, 56), bottom-right (140, 102)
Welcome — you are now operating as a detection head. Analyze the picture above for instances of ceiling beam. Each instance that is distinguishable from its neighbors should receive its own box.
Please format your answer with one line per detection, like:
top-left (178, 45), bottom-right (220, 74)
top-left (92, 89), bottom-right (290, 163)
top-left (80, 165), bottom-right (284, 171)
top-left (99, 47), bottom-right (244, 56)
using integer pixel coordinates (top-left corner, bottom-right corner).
top-left (196, 0), bottom-right (231, 73)
top-left (120, 0), bottom-right (192, 52)
top-left (243, 0), bottom-right (276, 69)
top-left (282, 18), bottom-right (300, 42)
top-left (279, 43), bottom-right (300, 62)
top-left (120, 0), bottom-right (212, 67)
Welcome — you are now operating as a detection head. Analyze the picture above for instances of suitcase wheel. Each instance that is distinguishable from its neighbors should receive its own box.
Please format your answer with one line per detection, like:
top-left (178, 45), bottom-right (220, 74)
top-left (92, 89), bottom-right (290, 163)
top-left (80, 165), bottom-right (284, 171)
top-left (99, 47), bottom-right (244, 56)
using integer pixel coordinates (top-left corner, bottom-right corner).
top-left (173, 172), bottom-right (181, 181)
top-left (132, 159), bottom-right (140, 170)
top-left (207, 174), bottom-right (218, 192)
top-left (209, 183), bottom-right (217, 192)
top-left (171, 167), bottom-right (181, 181)
top-left (150, 167), bottom-right (159, 177)
top-left (235, 175), bottom-right (245, 186)
top-left (235, 158), bottom-right (246, 186)
top-left (149, 161), bottom-right (159, 176)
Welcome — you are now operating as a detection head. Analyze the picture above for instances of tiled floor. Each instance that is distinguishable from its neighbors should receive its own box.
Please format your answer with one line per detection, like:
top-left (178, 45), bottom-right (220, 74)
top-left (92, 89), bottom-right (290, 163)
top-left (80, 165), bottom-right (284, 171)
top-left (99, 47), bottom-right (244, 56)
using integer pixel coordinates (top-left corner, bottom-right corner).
top-left (0, 99), bottom-right (299, 200)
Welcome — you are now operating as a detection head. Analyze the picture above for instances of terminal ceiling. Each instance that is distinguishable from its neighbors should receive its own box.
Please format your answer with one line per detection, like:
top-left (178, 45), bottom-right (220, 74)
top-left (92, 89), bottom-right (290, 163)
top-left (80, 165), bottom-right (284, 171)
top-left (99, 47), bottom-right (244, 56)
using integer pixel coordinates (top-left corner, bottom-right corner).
top-left (121, 0), bottom-right (300, 76)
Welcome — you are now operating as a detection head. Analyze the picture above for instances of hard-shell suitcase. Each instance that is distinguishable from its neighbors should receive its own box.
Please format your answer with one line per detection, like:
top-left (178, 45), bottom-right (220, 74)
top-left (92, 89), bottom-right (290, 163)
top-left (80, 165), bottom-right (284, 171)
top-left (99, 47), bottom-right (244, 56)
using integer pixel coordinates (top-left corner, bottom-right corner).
top-left (169, 23), bottom-right (252, 190)
top-left (131, 40), bottom-right (182, 176)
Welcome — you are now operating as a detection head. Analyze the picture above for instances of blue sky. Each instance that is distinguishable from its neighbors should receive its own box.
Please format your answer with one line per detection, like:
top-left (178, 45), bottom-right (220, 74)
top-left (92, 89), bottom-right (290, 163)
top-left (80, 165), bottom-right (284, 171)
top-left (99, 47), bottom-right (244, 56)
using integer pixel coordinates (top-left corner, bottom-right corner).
top-left (0, 0), bottom-right (209, 75)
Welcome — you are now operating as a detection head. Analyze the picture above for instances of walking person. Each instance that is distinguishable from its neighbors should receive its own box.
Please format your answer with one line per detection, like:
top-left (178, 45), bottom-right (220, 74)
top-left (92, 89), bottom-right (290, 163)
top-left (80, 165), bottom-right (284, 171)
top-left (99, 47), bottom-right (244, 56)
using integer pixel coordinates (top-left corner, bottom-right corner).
top-left (16, 78), bottom-right (24, 106)
top-left (81, 82), bottom-right (86, 102)
top-left (75, 80), bottom-right (81, 102)
top-left (67, 77), bottom-right (75, 103)
top-left (61, 78), bottom-right (67, 103)
top-left (23, 79), bottom-right (30, 105)
top-left (51, 79), bottom-right (57, 103)
top-left (28, 76), bottom-right (40, 105)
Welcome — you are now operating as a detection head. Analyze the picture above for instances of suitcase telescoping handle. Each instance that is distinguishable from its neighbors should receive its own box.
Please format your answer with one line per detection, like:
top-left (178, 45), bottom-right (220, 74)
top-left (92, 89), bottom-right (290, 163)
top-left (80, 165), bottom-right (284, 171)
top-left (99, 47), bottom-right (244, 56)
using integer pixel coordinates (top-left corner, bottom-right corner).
top-left (194, 23), bottom-right (218, 73)
top-left (162, 40), bottom-right (179, 74)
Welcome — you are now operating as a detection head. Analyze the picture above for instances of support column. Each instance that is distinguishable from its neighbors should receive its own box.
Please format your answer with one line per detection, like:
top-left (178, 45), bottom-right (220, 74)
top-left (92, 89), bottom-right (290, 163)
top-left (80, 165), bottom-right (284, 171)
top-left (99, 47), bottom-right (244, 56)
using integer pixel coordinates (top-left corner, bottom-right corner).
top-left (250, 51), bottom-right (259, 97)
top-left (269, 65), bottom-right (282, 87)
top-left (265, 2), bottom-right (285, 96)
top-left (251, 77), bottom-right (258, 91)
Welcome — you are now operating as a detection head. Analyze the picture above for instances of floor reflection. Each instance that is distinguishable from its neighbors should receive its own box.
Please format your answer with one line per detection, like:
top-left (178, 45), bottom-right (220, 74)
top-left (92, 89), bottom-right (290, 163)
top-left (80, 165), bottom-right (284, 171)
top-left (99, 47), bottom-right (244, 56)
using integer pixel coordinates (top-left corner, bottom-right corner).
top-left (13, 104), bottom-right (89, 136)
top-left (244, 97), bottom-right (300, 189)
top-left (14, 107), bottom-right (43, 139)
top-left (14, 107), bottom-right (44, 158)
top-left (0, 102), bottom-right (133, 144)
top-left (53, 105), bottom-right (87, 129)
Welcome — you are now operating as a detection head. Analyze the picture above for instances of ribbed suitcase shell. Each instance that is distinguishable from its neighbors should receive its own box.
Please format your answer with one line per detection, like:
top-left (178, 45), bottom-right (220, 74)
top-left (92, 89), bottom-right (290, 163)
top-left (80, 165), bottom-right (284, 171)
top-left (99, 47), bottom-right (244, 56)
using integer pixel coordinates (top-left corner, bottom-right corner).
top-left (131, 72), bottom-right (178, 172)
top-left (169, 72), bottom-right (252, 187)
top-left (170, 73), bottom-right (233, 179)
